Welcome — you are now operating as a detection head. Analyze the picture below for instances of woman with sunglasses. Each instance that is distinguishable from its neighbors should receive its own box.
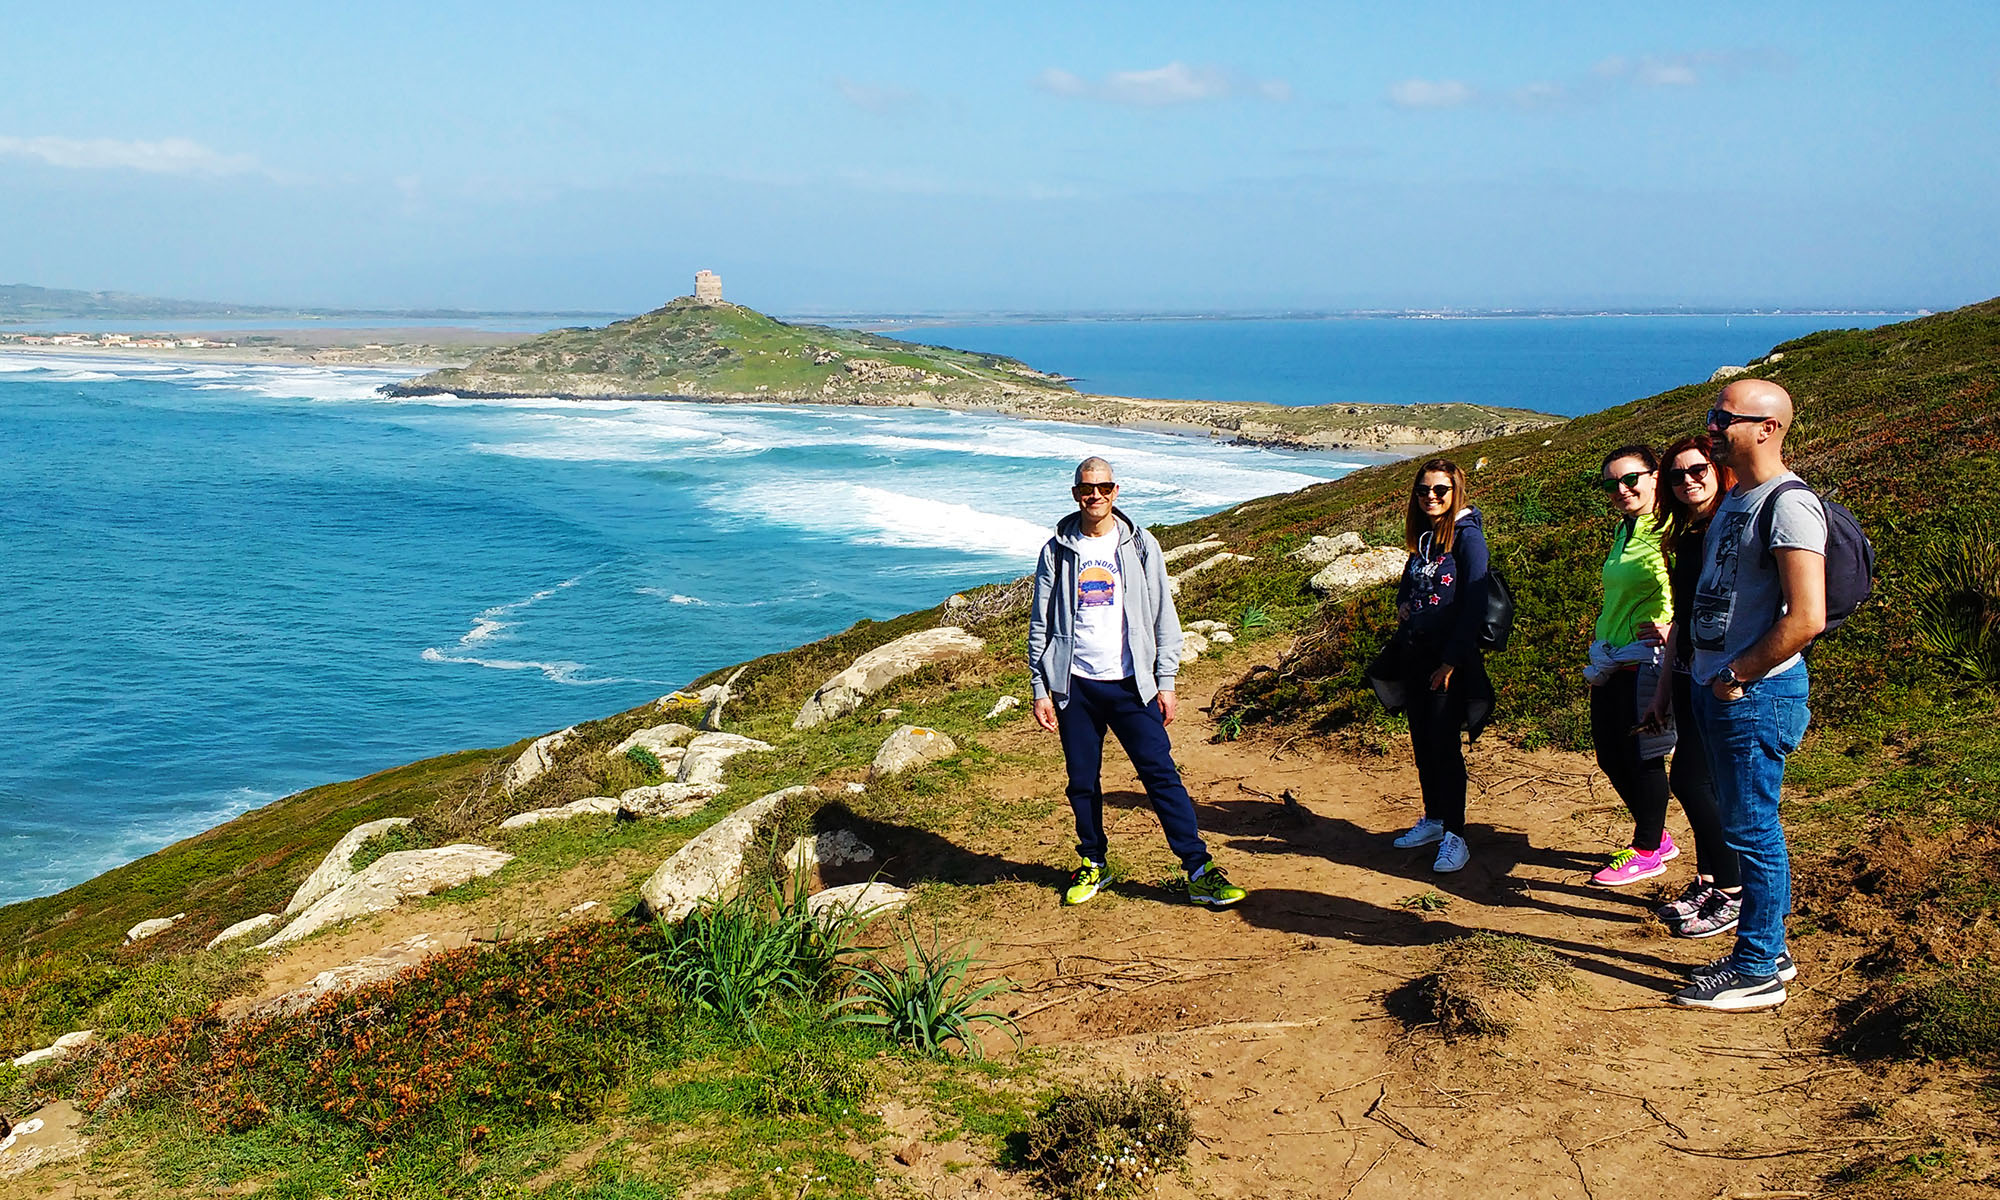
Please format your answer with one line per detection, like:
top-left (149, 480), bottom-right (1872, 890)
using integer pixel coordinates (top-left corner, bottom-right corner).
top-left (1584, 445), bottom-right (1678, 887)
top-left (1375, 459), bottom-right (1494, 873)
top-left (1638, 436), bottom-right (1744, 936)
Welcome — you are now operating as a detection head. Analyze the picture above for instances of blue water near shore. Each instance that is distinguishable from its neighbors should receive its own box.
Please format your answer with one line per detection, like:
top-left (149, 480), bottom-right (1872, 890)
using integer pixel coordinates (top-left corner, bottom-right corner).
top-left (0, 354), bottom-right (1363, 904)
top-left (886, 315), bottom-right (1909, 415)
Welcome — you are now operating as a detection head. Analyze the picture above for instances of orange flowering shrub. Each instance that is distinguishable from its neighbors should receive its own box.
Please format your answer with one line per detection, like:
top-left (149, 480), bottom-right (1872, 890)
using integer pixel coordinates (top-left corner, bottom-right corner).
top-left (78, 922), bottom-right (672, 1141)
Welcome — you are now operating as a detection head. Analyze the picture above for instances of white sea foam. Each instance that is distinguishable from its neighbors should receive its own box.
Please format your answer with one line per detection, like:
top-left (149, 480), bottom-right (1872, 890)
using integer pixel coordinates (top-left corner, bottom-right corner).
top-left (418, 646), bottom-right (619, 685)
top-left (711, 479), bottom-right (1051, 562)
top-left (422, 576), bottom-right (601, 678)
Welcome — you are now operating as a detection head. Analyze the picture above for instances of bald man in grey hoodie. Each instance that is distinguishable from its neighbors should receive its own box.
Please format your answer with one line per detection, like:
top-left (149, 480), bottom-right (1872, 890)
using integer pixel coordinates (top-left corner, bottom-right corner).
top-left (1028, 457), bottom-right (1246, 910)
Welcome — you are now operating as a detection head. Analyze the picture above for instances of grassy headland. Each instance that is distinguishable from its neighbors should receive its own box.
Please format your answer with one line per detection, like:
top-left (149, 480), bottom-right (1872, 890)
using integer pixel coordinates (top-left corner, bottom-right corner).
top-left (386, 298), bottom-right (1563, 452)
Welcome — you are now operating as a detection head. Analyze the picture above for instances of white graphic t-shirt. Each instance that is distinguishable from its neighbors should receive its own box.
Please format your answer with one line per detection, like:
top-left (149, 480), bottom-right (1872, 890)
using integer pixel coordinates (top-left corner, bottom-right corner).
top-left (1071, 530), bottom-right (1134, 681)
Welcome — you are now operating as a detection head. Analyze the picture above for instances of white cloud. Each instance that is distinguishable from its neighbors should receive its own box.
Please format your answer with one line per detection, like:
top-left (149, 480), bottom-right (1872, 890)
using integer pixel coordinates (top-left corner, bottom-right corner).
top-left (1388, 79), bottom-right (1476, 110)
top-left (833, 78), bottom-right (921, 114)
top-left (1036, 62), bottom-right (1291, 106)
top-left (0, 134), bottom-right (262, 176)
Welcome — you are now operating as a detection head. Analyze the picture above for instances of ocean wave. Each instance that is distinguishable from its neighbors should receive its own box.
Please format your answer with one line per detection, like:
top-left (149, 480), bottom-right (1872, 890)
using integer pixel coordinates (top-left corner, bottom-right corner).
top-left (418, 646), bottom-right (621, 685)
top-left (710, 479), bottom-right (1050, 561)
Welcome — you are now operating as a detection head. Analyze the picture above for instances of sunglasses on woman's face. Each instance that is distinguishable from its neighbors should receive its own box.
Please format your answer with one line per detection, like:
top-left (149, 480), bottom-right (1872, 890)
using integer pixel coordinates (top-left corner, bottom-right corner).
top-left (1594, 470), bottom-right (1653, 493)
top-left (1414, 483), bottom-right (1452, 500)
top-left (1664, 462), bottom-right (1712, 487)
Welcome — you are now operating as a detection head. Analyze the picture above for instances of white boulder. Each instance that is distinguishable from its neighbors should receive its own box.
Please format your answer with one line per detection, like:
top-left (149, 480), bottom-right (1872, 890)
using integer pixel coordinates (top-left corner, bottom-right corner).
top-left (640, 787), bottom-right (816, 921)
top-left (807, 882), bottom-right (911, 925)
top-left (870, 725), bottom-right (956, 780)
top-left (793, 627), bottom-right (987, 728)
top-left (1209, 629), bottom-right (1235, 644)
top-left (610, 723), bottom-right (695, 760)
top-left (10, 1030), bottom-right (95, 1069)
top-left (283, 817), bottom-right (416, 915)
top-left (1308, 546), bottom-right (1408, 595)
top-left (620, 780), bottom-right (726, 818)
top-left (499, 795), bottom-right (623, 830)
top-left (1168, 552), bottom-right (1253, 594)
top-left (676, 732), bottom-right (773, 788)
top-left (206, 913), bottom-right (283, 950)
top-left (124, 914), bottom-right (185, 944)
top-left (984, 695), bottom-right (1021, 719)
top-left (1184, 619), bottom-right (1229, 634)
top-left (1709, 364), bottom-right (1751, 383)
top-left (783, 830), bottom-right (877, 873)
top-left (1288, 531), bottom-right (1368, 566)
top-left (263, 845), bottom-right (513, 947)
top-left (1161, 539), bottom-right (1225, 564)
top-left (503, 726), bottom-right (576, 793)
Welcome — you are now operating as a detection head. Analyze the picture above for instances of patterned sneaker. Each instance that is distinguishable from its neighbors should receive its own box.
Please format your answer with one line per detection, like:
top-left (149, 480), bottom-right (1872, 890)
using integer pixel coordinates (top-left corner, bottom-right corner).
top-left (1671, 966), bottom-right (1786, 1011)
top-left (1432, 832), bottom-right (1470, 873)
top-left (1187, 862), bottom-right (1246, 908)
top-left (1063, 860), bottom-right (1106, 906)
top-left (1674, 889), bottom-right (1742, 939)
top-left (1656, 879), bottom-right (1714, 925)
top-left (1592, 845), bottom-right (1668, 887)
top-left (1393, 817), bottom-right (1446, 849)
top-left (1689, 950), bottom-right (1796, 982)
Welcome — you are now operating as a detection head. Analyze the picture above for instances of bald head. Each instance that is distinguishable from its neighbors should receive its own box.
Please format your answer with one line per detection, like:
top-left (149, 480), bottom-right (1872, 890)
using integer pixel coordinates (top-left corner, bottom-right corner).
top-left (1718, 378), bottom-right (1794, 429)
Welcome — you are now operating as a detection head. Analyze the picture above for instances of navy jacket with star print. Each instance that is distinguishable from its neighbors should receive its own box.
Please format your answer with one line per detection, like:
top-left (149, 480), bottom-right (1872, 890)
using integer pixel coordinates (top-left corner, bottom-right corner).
top-left (1394, 506), bottom-right (1490, 669)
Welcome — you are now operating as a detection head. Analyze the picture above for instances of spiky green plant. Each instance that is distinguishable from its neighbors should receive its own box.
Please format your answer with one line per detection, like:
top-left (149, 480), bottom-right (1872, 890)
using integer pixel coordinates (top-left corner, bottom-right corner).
top-left (831, 921), bottom-right (1019, 1058)
top-left (1910, 520), bottom-right (2000, 682)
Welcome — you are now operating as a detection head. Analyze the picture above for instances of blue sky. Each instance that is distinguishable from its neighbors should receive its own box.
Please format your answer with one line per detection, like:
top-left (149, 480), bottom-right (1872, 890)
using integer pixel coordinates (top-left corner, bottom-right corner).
top-left (2, 2), bottom-right (1996, 312)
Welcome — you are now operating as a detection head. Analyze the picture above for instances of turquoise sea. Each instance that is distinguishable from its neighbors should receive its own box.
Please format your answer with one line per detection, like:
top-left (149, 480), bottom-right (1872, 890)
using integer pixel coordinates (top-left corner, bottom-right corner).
top-left (0, 312), bottom-right (1904, 904)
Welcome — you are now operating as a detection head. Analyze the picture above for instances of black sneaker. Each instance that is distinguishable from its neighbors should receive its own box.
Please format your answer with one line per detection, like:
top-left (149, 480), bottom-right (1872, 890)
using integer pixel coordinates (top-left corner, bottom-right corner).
top-left (1671, 966), bottom-right (1786, 1011)
top-left (1688, 950), bottom-right (1796, 982)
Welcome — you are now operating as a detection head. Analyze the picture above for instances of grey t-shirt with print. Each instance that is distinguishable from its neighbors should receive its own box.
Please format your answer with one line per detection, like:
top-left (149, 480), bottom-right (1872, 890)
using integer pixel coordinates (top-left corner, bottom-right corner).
top-left (1689, 471), bottom-right (1828, 684)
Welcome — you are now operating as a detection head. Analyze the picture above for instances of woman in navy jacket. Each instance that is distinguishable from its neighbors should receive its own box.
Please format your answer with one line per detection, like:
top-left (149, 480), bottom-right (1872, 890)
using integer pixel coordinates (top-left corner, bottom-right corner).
top-left (1371, 458), bottom-right (1494, 873)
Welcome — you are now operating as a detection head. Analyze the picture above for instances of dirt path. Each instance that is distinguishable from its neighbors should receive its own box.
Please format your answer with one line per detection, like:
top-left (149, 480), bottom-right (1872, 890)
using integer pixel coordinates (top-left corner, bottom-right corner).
top-left (881, 679), bottom-right (1992, 1200)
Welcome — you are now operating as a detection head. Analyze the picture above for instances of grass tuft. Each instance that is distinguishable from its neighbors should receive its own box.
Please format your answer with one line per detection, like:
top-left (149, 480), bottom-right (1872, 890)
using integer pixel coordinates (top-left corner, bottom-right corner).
top-left (1418, 932), bottom-right (1577, 1038)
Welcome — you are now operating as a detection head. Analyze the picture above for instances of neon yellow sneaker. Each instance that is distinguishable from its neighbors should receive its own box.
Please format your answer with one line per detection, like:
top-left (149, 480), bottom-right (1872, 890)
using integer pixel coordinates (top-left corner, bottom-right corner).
top-left (1187, 862), bottom-right (1246, 908)
top-left (1064, 860), bottom-right (1107, 906)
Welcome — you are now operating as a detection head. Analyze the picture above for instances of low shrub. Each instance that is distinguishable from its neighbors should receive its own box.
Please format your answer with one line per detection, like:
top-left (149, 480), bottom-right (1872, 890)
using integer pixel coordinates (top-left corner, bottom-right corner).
top-left (1418, 932), bottom-right (1578, 1038)
top-left (77, 921), bottom-right (672, 1142)
top-left (834, 922), bottom-right (1019, 1059)
top-left (1022, 1076), bottom-right (1193, 1200)
top-left (1843, 964), bottom-right (2000, 1065)
top-left (625, 746), bottom-right (666, 779)
top-left (1910, 519), bottom-right (2000, 682)
top-left (347, 823), bottom-right (432, 873)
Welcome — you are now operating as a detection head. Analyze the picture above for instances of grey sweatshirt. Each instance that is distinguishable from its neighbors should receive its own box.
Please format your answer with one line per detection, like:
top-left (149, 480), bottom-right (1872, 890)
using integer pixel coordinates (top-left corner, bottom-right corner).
top-left (1027, 507), bottom-right (1183, 708)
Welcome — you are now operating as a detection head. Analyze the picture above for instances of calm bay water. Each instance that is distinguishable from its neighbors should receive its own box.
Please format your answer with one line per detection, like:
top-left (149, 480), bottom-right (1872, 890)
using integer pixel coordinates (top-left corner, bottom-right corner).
top-left (886, 314), bottom-right (1909, 415)
top-left (0, 354), bottom-right (1361, 904)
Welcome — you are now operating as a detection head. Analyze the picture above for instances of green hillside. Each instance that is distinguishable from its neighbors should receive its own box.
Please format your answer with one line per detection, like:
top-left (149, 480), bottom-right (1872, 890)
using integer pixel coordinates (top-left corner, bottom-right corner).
top-left (389, 298), bottom-right (1075, 402)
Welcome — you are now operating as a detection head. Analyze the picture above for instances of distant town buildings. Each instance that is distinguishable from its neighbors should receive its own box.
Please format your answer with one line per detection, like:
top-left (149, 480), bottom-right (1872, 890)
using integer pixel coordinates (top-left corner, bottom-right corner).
top-left (693, 269), bottom-right (723, 304)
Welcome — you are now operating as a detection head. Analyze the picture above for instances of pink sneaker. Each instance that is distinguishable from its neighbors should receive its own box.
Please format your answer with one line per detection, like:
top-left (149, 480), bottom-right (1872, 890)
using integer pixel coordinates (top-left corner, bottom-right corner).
top-left (1657, 830), bottom-right (1680, 863)
top-left (1592, 845), bottom-right (1668, 886)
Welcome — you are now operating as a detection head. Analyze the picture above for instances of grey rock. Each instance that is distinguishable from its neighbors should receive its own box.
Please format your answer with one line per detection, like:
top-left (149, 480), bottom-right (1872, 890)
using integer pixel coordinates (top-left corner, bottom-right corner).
top-left (10, 1030), bottom-right (94, 1069)
top-left (1209, 629), bottom-right (1235, 644)
top-left (284, 817), bottom-right (416, 915)
top-left (1308, 546), bottom-right (1408, 595)
top-left (1709, 364), bottom-right (1750, 382)
top-left (640, 787), bottom-right (817, 921)
top-left (793, 627), bottom-right (986, 728)
top-left (498, 795), bottom-right (623, 830)
top-left (1168, 552), bottom-right (1253, 594)
top-left (783, 829), bottom-right (877, 873)
top-left (609, 723), bottom-right (695, 759)
top-left (806, 882), bottom-right (911, 925)
top-left (984, 695), bottom-right (1021, 719)
top-left (124, 913), bottom-right (185, 944)
top-left (1288, 531), bottom-right (1368, 566)
top-left (618, 781), bottom-right (725, 819)
top-left (1161, 538), bottom-right (1225, 564)
top-left (870, 725), bottom-right (957, 780)
top-left (206, 913), bottom-right (283, 951)
top-left (1180, 631), bottom-right (1211, 663)
top-left (676, 732), bottom-right (773, 788)
top-left (263, 846), bottom-right (513, 947)
top-left (1184, 619), bottom-right (1229, 634)
top-left (503, 726), bottom-right (576, 793)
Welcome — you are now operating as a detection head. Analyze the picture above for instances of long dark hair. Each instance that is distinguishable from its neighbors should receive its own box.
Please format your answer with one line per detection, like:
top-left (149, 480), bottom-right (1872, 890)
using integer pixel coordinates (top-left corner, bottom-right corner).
top-left (1404, 458), bottom-right (1468, 555)
top-left (1656, 434), bottom-right (1734, 555)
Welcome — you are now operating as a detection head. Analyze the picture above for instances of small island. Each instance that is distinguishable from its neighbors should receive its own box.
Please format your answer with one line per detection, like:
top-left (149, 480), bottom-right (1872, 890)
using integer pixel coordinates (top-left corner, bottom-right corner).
top-left (384, 272), bottom-right (1564, 453)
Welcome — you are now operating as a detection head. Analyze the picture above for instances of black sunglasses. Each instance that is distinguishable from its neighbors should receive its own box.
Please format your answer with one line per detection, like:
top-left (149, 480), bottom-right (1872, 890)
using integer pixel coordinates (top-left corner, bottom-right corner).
top-left (1664, 462), bottom-right (1712, 487)
top-left (1706, 407), bottom-right (1770, 431)
top-left (1413, 483), bottom-right (1452, 500)
top-left (1073, 481), bottom-right (1116, 496)
top-left (1594, 470), bottom-right (1653, 493)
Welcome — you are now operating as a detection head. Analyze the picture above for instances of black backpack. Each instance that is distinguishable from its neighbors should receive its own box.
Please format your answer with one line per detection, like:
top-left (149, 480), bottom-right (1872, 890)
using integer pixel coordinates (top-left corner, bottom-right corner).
top-left (1754, 479), bottom-right (1876, 641)
top-left (1479, 569), bottom-right (1515, 652)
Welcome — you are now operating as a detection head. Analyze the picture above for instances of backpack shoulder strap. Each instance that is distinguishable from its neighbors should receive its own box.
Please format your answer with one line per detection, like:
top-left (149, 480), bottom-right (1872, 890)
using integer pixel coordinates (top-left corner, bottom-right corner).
top-left (1755, 479), bottom-right (1817, 568)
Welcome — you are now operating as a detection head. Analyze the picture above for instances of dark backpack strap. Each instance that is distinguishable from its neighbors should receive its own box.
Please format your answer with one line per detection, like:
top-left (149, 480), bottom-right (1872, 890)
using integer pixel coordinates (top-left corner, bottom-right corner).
top-left (1754, 479), bottom-right (1817, 568)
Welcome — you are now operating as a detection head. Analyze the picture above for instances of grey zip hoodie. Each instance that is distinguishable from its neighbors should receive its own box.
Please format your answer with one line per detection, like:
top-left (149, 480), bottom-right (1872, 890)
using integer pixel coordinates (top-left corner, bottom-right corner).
top-left (1028, 507), bottom-right (1183, 708)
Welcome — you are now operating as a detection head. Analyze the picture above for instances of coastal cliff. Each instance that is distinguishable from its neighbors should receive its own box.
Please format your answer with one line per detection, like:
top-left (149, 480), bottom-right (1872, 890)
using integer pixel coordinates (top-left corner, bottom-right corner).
top-left (385, 298), bottom-right (1563, 452)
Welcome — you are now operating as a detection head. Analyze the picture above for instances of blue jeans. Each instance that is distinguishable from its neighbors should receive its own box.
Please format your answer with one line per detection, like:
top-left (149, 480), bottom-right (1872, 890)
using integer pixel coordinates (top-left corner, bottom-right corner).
top-left (1693, 666), bottom-right (1811, 977)
top-left (1056, 675), bottom-right (1211, 874)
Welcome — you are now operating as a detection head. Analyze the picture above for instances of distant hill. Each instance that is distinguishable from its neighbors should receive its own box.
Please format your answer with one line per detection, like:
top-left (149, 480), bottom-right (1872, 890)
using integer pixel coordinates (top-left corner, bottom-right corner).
top-left (0, 282), bottom-right (614, 323)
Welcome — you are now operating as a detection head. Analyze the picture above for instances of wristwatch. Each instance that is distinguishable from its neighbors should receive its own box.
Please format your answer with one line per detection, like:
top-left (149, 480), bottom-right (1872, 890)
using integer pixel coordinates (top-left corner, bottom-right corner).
top-left (1720, 665), bottom-right (1751, 688)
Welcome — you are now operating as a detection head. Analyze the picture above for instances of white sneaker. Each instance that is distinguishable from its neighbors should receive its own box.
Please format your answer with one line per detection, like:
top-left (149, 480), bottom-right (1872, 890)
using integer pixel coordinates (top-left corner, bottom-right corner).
top-left (1393, 817), bottom-right (1446, 849)
top-left (1433, 832), bottom-right (1470, 873)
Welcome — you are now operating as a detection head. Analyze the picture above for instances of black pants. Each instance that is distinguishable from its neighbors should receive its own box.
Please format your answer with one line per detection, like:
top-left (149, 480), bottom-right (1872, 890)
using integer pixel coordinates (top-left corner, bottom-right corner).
top-left (1590, 670), bottom-right (1670, 852)
top-left (1670, 671), bottom-right (1742, 889)
top-left (1055, 675), bottom-right (1211, 874)
top-left (1406, 676), bottom-right (1469, 835)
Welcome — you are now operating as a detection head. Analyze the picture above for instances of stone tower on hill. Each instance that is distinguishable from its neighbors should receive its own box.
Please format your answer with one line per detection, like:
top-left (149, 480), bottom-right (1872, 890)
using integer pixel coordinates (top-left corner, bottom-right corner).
top-left (693, 270), bottom-right (722, 304)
